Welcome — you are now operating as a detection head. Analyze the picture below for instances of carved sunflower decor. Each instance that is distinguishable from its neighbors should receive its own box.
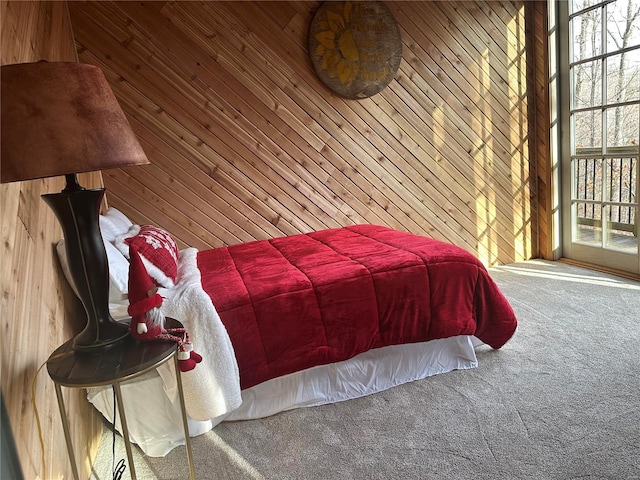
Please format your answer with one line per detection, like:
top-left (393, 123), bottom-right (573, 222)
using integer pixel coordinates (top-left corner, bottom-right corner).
top-left (308, 1), bottom-right (402, 100)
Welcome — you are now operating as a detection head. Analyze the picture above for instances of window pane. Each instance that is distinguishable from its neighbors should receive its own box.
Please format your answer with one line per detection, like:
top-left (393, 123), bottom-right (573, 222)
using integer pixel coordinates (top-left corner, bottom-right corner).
top-left (574, 110), bottom-right (603, 148)
top-left (606, 0), bottom-right (638, 53)
top-left (606, 50), bottom-right (640, 104)
top-left (575, 202), bottom-right (603, 245)
top-left (604, 205), bottom-right (638, 253)
top-left (606, 104), bottom-right (639, 147)
top-left (571, 0), bottom-right (604, 15)
top-left (606, 157), bottom-right (636, 202)
top-left (573, 60), bottom-right (602, 108)
top-left (574, 158), bottom-right (603, 200)
top-left (571, 9), bottom-right (603, 61)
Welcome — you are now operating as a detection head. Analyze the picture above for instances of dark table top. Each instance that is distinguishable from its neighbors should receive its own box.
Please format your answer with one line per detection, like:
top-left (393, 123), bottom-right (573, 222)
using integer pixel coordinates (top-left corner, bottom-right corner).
top-left (47, 318), bottom-right (183, 387)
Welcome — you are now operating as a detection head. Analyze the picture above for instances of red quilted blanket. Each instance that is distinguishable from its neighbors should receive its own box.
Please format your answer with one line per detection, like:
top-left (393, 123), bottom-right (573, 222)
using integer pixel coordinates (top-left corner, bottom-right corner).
top-left (197, 225), bottom-right (517, 390)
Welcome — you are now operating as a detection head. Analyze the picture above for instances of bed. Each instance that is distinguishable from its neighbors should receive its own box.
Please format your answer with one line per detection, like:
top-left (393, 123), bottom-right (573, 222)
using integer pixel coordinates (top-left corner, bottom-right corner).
top-left (76, 209), bottom-right (517, 457)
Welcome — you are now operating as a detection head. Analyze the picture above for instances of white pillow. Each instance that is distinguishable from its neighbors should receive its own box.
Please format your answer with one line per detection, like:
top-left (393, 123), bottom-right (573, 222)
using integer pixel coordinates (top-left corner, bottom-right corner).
top-left (104, 240), bottom-right (130, 298)
top-left (98, 207), bottom-right (134, 297)
top-left (99, 207), bottom-right (133, 243)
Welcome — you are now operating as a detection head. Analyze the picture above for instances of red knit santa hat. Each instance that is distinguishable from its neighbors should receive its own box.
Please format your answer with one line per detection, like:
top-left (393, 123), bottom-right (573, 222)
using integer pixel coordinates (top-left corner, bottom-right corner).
top-left (128, 247), bottom-right (164, 340)
top-left (128, 247), bottom-right (162, 316)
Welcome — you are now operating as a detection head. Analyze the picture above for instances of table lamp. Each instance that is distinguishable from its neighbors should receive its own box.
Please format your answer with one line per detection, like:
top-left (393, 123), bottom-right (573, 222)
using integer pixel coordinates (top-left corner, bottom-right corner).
top-left (1, 62), bottom-right (149, 351)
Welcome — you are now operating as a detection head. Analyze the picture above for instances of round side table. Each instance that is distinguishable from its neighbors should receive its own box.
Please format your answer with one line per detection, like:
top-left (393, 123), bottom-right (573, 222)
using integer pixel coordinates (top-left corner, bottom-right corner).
top-left (47, 318), bottom-right (195, 480)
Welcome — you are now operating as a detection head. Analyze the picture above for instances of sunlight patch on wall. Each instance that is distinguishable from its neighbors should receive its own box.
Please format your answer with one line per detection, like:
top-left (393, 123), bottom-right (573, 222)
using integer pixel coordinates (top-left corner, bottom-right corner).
top-left (475, 47), bottom-right (499, 266)
top-left (508, 4), bottom-right (532, 262)
top-left (432, 99), bottom-right (445, 152)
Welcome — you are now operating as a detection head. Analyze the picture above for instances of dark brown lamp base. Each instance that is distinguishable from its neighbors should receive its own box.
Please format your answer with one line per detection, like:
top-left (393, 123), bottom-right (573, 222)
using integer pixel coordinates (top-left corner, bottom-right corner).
top-left (43, 174), bottom-right (129, 351)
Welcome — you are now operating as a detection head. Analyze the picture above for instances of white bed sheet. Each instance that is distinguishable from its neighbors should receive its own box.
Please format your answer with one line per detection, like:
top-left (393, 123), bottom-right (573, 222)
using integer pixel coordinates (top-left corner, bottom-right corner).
top-left (87, 335), bottom-right (480, 457)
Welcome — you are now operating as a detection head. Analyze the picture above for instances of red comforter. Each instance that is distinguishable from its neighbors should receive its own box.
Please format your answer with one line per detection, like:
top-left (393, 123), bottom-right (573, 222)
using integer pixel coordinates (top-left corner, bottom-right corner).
top-left (197, 225), bottom-right (517, 390)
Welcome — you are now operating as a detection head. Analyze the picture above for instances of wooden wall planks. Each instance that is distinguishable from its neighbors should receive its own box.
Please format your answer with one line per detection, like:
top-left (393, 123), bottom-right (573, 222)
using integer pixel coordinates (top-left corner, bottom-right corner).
top-left (528, 0), bottom-right (554, 260)
top-left (69, 0), bottom-right (540, 266)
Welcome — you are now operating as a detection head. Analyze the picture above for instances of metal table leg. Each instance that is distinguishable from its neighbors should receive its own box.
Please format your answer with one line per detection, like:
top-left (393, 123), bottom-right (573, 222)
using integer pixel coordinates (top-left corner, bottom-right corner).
top-left (113, 382), bottom-right (137, 480)
top-left (54, 383), bottom-right (80, 480)
top-left (174, 355), bottom-right (196, 480)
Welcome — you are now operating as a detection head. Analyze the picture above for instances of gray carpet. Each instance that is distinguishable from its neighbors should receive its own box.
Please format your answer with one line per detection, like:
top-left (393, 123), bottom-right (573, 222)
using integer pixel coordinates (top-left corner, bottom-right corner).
top-left (91, 260), bottom-right (640, 480)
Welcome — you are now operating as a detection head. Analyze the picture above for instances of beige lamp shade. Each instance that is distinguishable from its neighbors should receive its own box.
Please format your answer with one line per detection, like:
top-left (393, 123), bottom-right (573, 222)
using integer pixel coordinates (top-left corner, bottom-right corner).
top-left (1, 61), bottom-right (148, 183)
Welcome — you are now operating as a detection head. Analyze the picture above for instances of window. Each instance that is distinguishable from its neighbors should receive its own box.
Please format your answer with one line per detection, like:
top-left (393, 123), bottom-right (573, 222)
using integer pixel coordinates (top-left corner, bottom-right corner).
top-left (559, 0), bottom-right (640, 273)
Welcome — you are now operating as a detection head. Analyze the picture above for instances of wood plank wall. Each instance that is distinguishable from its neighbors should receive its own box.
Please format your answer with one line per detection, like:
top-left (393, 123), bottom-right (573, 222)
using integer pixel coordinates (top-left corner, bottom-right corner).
top-left (1, 2), bottom-right (104, 478)
top-left (529, 0), bottom-right (554, 260)
top-left (69, 0), bottom-right (539, 267)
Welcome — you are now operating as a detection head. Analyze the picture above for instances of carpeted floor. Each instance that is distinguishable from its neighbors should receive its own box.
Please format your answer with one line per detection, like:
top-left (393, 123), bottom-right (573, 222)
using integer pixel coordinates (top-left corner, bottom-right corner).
top-left (91, 260), bottom-right (640, 480)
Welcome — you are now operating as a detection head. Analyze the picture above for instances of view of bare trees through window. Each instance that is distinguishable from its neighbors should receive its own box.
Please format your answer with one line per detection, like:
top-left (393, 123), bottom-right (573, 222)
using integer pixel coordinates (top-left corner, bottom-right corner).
top-left (570, 0), bottom-right (639, 252)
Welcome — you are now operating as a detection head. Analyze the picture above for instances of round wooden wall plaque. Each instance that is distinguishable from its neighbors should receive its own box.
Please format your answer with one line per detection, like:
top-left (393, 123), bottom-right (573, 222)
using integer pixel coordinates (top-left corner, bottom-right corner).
top-left (309, 1), bottom-right (402, 100)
